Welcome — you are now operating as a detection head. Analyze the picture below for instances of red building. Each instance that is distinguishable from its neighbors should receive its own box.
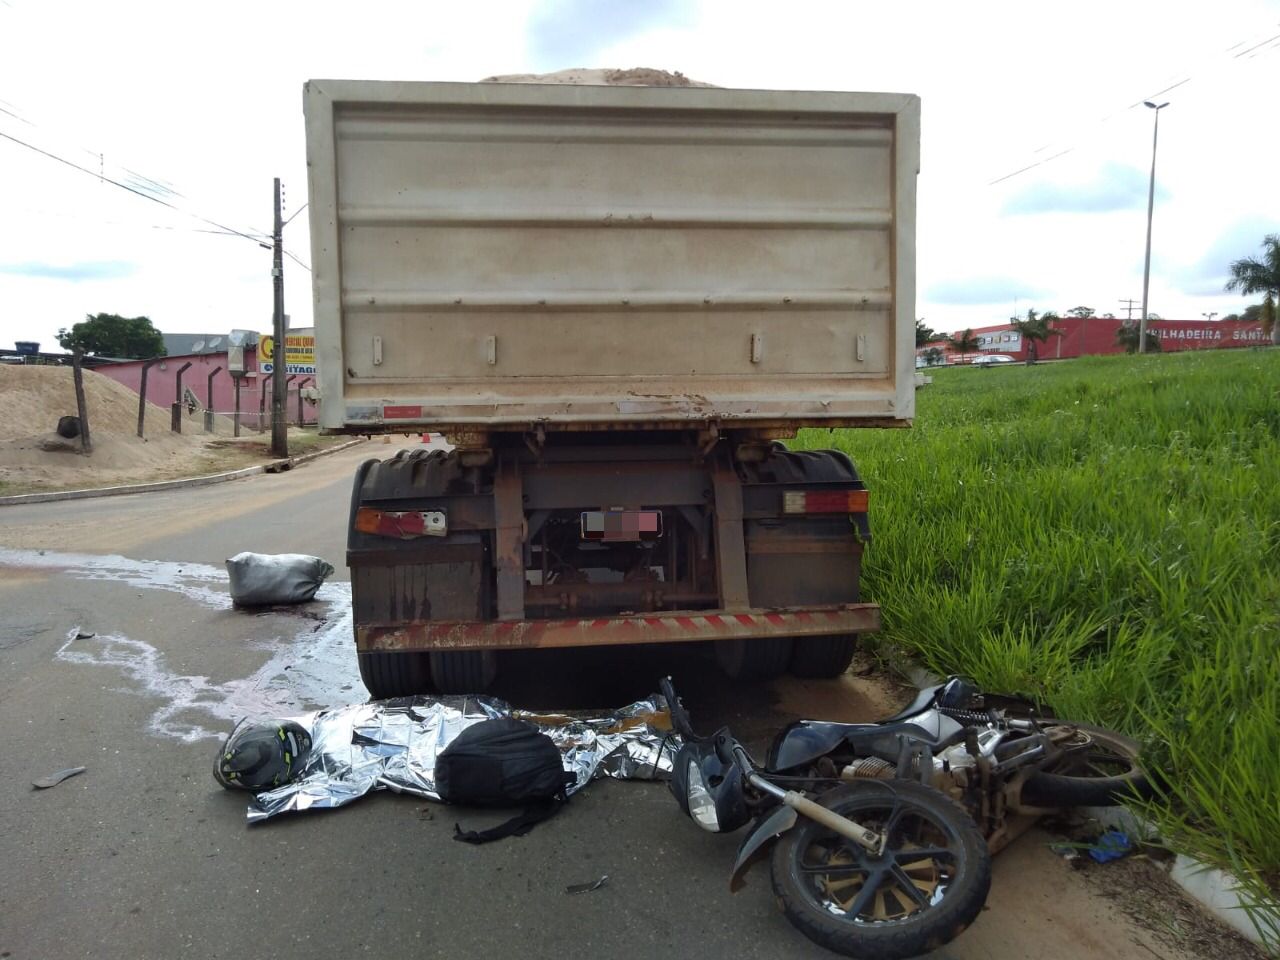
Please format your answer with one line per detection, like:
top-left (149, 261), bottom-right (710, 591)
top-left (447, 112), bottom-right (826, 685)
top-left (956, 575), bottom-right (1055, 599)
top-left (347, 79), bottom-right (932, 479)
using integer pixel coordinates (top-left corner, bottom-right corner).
top-left (919, 317), bottom-right (1270, 364)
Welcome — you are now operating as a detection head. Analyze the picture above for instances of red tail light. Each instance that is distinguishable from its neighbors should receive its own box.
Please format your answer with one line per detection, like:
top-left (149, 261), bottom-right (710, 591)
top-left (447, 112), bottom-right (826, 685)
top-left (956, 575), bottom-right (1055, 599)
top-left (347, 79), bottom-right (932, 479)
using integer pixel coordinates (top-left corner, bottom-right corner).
top-left (782, 489), bottom-right (869, 514)
top-left (355, 507), bottom-right (447, 538)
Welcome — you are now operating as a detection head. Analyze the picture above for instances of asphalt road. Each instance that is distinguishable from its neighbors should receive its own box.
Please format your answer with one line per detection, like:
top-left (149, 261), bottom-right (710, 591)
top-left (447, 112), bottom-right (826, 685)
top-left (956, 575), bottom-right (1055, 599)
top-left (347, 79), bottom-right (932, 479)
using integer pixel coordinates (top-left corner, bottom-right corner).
top-left (0, 440), bottom-right (1197, 960)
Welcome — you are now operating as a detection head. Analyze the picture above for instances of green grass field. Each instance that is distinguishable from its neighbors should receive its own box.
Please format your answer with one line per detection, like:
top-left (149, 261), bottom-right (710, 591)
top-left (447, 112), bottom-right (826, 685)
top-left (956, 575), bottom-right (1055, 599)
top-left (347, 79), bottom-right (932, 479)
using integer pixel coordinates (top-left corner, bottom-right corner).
top-left (793, 349), bottom-right (1280, 943)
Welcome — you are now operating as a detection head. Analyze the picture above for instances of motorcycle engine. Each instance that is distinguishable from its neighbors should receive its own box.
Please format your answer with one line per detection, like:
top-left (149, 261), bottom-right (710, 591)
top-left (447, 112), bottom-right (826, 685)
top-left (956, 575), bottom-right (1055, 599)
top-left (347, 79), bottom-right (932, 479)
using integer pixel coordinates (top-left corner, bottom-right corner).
top-left (839, 756), bottom-right (894, 779)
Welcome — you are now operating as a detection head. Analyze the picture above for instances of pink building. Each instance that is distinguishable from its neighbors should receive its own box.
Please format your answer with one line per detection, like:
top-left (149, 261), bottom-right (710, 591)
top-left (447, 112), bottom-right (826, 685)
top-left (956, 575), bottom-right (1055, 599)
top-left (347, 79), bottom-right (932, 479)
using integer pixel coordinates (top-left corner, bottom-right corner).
top-left (95, 346), bottom-right (318, 428)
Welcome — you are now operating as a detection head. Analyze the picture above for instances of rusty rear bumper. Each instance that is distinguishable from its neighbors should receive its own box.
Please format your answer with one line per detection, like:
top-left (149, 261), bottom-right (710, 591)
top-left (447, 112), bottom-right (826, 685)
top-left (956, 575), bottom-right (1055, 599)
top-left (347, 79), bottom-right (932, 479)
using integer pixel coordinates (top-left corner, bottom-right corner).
top-left (356, 603), bottom-right (880, 652)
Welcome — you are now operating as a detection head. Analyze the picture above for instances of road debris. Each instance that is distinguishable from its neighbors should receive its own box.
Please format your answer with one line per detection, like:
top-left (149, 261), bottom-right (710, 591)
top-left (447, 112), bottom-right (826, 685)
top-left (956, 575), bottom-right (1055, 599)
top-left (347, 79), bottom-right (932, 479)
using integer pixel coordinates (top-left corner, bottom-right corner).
top-left (32, 766), bottom-right (86, 789)
top-left (225, 552), bottom-right (334, 606)
top-left (1049, 842), bottom-right (1086, 869)
top-left (565, 875), bottom-right (609, 895)
top-left (1087, 830), bottom-right (1134, 864)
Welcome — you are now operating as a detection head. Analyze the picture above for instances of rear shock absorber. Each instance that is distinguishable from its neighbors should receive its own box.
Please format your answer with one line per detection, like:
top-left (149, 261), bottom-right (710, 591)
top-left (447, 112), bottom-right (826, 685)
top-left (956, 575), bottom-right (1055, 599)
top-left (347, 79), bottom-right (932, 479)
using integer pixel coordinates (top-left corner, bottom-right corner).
top-left (940, 707), bottom-right (993, 725)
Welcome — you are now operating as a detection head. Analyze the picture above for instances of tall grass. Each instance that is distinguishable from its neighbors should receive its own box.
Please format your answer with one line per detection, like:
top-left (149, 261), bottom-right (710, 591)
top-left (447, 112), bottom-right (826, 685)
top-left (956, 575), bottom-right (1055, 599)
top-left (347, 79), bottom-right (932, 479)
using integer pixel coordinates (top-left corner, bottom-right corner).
top-left (793, 350), bottom-right (1280, 946)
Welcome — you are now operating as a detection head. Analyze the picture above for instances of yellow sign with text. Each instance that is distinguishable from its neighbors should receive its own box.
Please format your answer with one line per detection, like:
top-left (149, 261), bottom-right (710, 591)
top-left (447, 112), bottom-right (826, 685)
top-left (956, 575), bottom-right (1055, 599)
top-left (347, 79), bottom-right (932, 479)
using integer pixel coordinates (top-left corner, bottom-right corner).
top-left (259, 334), bottom-right (316, 374)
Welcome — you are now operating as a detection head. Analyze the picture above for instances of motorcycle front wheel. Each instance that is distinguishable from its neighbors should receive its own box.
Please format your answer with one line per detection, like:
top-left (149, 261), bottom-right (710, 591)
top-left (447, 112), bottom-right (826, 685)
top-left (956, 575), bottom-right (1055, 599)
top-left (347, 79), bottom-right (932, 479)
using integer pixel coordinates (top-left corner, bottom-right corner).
top-left (771, 780), bottom-right (991, 960)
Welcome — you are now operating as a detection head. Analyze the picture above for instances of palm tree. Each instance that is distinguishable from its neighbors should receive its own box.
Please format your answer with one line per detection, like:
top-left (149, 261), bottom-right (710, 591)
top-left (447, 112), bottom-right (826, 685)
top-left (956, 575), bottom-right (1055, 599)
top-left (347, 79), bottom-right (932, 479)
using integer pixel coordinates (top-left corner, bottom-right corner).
top-left (922, 346), bottom-right (945, 367)
top-left (1225, 234), bottom-right (1280, 344)
top-left (948, 328), bottom-right (980, 360)
top-left (915, 318), bottom-right (938, 347)
top-left (1008, 309), bottom-right (1062, 365)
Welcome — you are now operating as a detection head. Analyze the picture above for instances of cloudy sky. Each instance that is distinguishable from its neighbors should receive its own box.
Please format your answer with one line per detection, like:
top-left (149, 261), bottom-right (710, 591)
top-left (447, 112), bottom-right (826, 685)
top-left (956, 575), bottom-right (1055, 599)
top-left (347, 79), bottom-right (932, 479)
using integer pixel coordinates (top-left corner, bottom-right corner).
top-left (2, 0), bottom-right (1278, 351)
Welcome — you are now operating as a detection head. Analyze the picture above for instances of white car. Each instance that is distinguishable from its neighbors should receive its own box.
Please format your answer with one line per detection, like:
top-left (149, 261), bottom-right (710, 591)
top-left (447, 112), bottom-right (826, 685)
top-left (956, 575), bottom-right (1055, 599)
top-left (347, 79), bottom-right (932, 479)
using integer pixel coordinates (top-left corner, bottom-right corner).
top-left (971, 354), bottom-right (1015, 365)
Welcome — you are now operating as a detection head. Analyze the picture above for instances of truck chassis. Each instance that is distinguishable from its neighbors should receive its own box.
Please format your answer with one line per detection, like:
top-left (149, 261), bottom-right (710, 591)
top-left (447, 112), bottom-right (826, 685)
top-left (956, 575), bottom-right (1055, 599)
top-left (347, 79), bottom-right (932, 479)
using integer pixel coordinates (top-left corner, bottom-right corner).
top-left (347, 433), bottom-right (877, 695)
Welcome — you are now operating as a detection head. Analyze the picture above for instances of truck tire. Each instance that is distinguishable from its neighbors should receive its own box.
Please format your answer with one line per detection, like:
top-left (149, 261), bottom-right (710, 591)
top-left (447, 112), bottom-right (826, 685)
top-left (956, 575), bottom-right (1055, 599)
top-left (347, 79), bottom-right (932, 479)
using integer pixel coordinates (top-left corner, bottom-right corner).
top-left (715, 637), bottom-right (794, 680)
top-left (350, 449), bottom-right (495, 696)
top-left (358, 651), bottom-right (432, 700)
top-left (429, 650), bottom-right (498, 694)
top-left (743, 446), bottom-right (867, 681)
top-left (788, 634), bottom-right (858, 678)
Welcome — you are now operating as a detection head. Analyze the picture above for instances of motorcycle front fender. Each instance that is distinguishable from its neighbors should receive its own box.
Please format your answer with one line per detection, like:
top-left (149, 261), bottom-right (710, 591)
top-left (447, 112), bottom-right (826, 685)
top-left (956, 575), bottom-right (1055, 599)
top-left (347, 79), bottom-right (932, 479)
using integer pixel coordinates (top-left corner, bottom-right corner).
top-left (729, 805), bottom-right (798, 893)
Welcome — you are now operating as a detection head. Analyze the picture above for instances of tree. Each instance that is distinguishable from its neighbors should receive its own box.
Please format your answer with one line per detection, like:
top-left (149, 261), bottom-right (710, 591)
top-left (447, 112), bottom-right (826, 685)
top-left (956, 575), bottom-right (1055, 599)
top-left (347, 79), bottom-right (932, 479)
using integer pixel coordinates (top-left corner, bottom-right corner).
top-left (1067, 306), bottom-right (1095, 318)
top-left (922, 346), bottom-right (945, 367)
top-left (1225, 303), bottom-right (1268, 323)
top-left (1246, 302), bottom-right (1271, 325)
top-left (915, 318), bottom-right (938, 347)
top-left (1225, 233), bottom-right (1280, 344)
top-left (1102, 312), bottom-right (1116, 319)
top-left (57, 314), bottom-right (164, 359)
top-left (1116, 322), bottom-right (1161, 354)
top-left (948, 328), bottom-right (980, 356)
top-left (1008, 309), bottom-right (1062, 365)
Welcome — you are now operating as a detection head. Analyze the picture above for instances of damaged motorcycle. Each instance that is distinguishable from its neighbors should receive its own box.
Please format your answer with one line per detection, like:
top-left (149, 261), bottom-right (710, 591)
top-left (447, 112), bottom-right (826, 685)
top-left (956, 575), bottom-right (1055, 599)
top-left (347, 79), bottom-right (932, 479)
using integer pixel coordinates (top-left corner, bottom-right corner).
top-left (661, 678), bottom-right (992, 960)
top-left (767, 676), bottom-right (1150, 854)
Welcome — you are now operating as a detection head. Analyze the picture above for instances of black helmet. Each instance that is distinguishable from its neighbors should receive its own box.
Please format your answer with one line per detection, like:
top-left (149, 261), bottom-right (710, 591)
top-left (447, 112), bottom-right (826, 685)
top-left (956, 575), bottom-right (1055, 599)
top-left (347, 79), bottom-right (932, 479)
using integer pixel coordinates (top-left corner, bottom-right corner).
top-left (214, 720), bottom-right (312, 792)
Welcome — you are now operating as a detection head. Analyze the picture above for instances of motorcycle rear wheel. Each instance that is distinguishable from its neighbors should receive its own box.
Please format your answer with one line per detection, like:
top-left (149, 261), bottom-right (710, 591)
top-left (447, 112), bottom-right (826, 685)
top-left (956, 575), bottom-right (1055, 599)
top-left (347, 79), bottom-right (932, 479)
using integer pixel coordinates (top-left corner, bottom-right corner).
top-left (1021, 723), bottom-right (1149, 807)
top-left (771, 780), bottom-right (991, 960)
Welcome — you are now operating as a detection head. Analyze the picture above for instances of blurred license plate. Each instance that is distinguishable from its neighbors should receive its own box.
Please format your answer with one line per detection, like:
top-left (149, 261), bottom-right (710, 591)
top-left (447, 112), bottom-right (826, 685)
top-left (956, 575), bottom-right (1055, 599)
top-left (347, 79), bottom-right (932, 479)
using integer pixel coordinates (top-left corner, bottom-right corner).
top-left (580, 510), bottom-right (662, 542)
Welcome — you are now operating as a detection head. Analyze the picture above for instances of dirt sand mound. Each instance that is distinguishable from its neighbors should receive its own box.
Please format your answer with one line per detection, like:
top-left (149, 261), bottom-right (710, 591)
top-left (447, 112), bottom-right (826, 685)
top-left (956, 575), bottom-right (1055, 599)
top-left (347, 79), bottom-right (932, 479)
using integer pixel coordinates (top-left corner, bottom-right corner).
top-left (0, 364), bottom-right (233, 493)
top-left (0, 363), bottom-right (176, 441)
top-left (483, 67), bottom-right (713, 87)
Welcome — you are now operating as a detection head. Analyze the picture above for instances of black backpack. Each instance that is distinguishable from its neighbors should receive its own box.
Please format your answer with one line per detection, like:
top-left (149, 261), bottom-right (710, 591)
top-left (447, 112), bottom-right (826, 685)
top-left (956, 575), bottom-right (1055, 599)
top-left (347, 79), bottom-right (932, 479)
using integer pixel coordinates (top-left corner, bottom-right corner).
top-left (435, 718), bottom-right (575, 844)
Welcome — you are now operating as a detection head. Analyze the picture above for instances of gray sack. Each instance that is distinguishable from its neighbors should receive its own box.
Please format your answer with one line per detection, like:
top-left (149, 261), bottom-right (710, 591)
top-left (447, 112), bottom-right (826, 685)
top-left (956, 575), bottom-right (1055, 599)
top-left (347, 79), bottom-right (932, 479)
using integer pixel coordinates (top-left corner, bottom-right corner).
top-left (226, 552), bottom-right (335, 606)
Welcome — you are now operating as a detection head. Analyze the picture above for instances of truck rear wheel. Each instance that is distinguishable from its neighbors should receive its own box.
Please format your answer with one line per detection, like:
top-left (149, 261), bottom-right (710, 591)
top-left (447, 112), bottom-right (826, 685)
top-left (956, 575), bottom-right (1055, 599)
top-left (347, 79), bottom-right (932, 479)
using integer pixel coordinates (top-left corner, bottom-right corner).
top-left (715, 637), bottom-right (794, 680)
top-left (429, 650), bottom-right (498, 694)
top-left (741, 446), bottom-right (867, 681)
top-left (358, 651), bottom-right (432, 700)
top-left (788, 634), bottom-right (858, 678)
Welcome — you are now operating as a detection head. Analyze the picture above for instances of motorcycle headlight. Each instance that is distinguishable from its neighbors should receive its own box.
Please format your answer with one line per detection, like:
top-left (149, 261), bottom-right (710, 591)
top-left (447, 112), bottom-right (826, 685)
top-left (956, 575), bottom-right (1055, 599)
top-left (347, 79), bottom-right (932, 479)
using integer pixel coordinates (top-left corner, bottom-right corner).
top-left (685, 758), bottom-right (721, 832)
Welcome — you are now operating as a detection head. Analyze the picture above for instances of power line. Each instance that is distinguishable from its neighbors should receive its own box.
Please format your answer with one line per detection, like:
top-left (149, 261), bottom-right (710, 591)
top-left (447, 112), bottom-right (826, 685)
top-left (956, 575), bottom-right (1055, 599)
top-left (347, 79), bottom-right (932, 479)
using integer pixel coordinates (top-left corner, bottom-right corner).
top-left (987, 21), bottom-right (1280, 187)
top-left (0, 102), bottom-right (30, 124)
top-left (0, 128), bottom-right (270, 247)
top-left (284, 249), bottom-right (311, 272)
top-left (282, 201), bottom-right (308, 227)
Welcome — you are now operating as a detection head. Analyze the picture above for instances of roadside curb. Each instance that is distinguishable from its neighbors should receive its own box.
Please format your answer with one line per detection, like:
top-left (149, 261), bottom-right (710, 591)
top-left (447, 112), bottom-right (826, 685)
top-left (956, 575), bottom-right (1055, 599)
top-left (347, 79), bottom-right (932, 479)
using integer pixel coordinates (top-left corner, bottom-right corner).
top-left (0, 437), bottom-right (368, 508)
top-left (1083, 806), bottom-right (1275, 947)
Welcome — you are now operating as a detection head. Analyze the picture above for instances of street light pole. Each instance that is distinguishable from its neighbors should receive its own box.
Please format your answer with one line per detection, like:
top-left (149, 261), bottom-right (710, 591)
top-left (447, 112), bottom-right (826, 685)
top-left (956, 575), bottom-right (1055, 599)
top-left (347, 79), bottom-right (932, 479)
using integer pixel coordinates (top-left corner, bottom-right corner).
top-left (1139, 100), bottom-right (1169, 354)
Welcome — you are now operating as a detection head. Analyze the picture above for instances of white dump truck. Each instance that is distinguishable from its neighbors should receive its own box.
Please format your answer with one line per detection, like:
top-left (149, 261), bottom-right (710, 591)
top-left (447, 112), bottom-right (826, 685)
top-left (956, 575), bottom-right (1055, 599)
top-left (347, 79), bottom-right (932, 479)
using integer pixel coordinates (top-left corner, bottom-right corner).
top-left (303, 78), bottom-right (919, 694)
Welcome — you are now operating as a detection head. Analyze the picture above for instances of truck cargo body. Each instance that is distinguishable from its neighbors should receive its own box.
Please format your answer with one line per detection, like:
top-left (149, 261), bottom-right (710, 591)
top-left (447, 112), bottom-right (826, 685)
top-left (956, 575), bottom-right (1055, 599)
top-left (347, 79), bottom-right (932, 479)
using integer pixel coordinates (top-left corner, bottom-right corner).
top-left (304, 80), bottom-right (919, 694)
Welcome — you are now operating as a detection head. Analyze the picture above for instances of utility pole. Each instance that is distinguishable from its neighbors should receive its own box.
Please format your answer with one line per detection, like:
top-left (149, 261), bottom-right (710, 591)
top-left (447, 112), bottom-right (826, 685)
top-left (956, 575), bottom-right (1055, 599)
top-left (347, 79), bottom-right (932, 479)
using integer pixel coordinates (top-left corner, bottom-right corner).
top-left (271, 177), bottom-right (288, 457)
top-left (1118, 298), bottom-right (1140, 322)
top-left (1139, 100), bottom-right (1169, 354)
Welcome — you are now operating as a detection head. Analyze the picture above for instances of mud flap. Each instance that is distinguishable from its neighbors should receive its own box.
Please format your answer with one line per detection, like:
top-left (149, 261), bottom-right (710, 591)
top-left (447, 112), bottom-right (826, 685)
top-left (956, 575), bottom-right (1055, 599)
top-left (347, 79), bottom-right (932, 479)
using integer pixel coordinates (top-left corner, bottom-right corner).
top-left (729, 805), bottom-right (798, 892)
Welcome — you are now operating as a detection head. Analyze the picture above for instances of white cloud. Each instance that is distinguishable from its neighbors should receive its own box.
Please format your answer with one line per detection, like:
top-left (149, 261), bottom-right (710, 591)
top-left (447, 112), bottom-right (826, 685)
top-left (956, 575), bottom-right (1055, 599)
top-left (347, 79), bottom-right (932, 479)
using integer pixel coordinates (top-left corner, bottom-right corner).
top-left (928, 276), bottom-right (1051, 306)
top-left (1003, 162), bottom-right (1169, 215)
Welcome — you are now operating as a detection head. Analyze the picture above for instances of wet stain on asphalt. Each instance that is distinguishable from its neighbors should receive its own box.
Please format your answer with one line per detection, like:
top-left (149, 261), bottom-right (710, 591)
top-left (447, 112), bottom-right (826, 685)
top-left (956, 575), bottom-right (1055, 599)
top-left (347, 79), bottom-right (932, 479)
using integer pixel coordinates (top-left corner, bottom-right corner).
top-left (0, 547), bottom-right (362, 741)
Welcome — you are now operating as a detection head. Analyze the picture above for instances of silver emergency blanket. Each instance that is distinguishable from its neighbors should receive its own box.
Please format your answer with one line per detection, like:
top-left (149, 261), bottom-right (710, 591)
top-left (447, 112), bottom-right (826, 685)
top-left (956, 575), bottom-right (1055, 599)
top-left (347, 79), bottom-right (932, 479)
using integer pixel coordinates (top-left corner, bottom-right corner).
top-left (226, 552), bottom-right (334, 606)
top-left (244, 694), bottom-right (679, 823)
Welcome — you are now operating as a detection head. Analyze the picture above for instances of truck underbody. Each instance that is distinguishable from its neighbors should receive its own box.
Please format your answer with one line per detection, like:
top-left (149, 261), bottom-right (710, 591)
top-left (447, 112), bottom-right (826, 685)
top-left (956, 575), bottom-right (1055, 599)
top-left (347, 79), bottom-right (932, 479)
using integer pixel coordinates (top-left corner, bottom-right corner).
top-left (347, 432), bottom-right (877, 695)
